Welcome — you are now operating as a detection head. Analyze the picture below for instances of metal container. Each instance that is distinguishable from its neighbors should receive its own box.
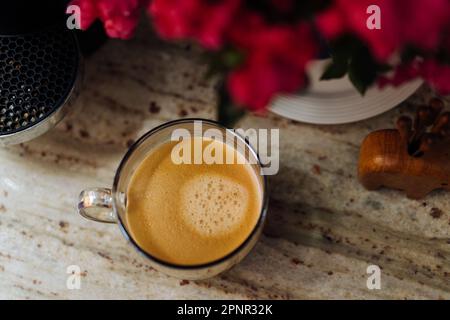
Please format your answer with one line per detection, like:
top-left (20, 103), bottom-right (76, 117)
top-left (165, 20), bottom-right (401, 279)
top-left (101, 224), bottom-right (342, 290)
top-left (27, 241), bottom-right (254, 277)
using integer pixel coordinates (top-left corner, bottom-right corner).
top-left (0, 1), bottom-right (81, 145)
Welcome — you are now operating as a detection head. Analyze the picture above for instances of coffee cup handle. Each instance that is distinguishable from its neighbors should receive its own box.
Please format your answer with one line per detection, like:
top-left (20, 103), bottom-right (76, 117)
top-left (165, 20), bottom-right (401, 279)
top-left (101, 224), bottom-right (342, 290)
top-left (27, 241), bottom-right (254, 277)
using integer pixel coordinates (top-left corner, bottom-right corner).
top-left (77, 188), bottom-right (118, 224)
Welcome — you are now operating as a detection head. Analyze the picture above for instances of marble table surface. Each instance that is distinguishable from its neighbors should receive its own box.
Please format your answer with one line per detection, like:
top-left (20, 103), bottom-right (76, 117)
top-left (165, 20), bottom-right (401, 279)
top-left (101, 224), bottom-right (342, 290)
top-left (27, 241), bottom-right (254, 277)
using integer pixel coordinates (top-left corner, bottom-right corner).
top-left (0, 25), bottom-right (449, 300)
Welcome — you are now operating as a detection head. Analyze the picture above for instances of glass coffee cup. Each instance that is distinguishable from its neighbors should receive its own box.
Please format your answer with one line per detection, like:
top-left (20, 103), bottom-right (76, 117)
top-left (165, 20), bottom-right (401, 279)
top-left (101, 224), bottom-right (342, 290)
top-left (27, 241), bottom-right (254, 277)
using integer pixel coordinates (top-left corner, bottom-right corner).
top-left (78, 119), bottom-right (268, 280)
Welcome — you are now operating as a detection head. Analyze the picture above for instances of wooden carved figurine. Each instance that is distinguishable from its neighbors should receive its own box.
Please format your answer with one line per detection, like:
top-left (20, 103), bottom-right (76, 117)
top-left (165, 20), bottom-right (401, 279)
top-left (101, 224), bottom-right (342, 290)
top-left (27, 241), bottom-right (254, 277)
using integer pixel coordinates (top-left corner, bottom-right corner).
top-left (358, 98), bottom-right (450, 199)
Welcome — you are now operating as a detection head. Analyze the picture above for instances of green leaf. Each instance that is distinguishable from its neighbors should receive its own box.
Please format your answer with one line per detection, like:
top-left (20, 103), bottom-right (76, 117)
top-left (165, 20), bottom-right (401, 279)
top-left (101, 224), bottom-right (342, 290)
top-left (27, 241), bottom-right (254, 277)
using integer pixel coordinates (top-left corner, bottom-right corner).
top-left (221, 50), bottom-right (244, 69)
top-left (320, 60), bottom-right (348, 80)
top-left (348, 65), bottom-right (369, 95)
top-left (217, 84), bottom-right (246, 127)
top-left (329, 35), bottom-right (361, 62)
top-left (320, 35), bottom-right (362, 81)
top-left (348, 56), bottom-right (378, 95)
top-left (376, 63), bottom-right (393, 73)
top-left (206, 48), bottom-right (244, 80)
top-left (348, 44), bottom-right (378, 95)
top-left (326, 35), bottom-right (392, 94)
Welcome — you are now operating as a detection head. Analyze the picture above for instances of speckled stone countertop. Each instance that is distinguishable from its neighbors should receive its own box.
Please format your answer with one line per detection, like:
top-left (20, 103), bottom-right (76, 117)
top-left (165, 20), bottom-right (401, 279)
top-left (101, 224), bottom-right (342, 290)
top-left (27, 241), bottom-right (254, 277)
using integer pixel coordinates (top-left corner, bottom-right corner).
top-left (0, 25), bottom-right (449, 300)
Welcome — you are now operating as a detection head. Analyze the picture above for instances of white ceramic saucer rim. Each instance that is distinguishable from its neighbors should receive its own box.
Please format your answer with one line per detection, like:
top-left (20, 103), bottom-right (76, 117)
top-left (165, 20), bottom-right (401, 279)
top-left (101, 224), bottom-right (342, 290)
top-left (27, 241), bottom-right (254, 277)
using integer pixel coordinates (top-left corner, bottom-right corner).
top-left (270, 77), bottom-right (423, 125)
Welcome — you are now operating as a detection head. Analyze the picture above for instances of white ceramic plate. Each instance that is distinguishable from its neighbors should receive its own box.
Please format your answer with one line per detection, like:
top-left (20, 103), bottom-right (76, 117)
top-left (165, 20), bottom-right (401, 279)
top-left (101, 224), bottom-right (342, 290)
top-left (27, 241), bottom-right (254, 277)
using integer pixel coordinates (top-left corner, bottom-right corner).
top-left (270, 60), bottom-right (423, 124)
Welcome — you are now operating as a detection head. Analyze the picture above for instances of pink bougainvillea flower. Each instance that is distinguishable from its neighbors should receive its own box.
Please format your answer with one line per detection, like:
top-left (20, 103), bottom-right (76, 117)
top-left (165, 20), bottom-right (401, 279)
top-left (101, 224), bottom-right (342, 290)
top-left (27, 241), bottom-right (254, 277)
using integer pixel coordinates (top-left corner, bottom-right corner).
top-left (315, 6), bottom-right (346, 40)
top-left (378, 60), bottom-right (422, 88)
top-left (316, 0), bottom-right (450, 61)
top-left (316, 0), bottom-right (399, 61)
top-left (227, 15), bottom-right (317, 72)
top-left (227, 18), bottom-right (317, 110)
top-left (400, 0), bottom-right (450, 52)
top-left (70, 0), bottom-right (98, 30)
top-left (227, 52), bottom-right (308, 110)
top-left (269, 0), bottom-right (296, 14)
top-left (421, 60), bottom-right (450, 95)
top-left (72, 0), bottom-right (450, 111)
top-left (149, 0), bottom-right (241, 49)
top-left (70, 0), bottom-right (144, 39)
top-left (379, 59), bottom-right (450, 95)
top-left (97, 0), bottom-right (142, 39)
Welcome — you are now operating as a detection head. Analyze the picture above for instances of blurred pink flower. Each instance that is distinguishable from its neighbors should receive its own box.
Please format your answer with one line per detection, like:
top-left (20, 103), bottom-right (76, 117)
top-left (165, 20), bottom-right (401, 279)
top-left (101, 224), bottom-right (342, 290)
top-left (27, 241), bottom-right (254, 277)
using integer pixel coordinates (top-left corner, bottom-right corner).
top-left (269, 0), bottom-right (296, 14)
top-left (149, 0), bottom-right (241, 49)
top-left (227, 52), bottom-right (307, 110)
top-left (227, 17), bottom-right (317, 109)
top-left (70, 0), bottom-right (144, 39)
top-left (421, 60), bottom-right (450, 95)
top-left (378, 60), bottom-right (422, 88)
top-left (150, 2), bottom-right (318, 110)
top-left (70, 0), bottom-right (97, 30)
top-left (317, 0), bottom-right (450, 61)
top-left (72, 0), bottom-right (450, 111)
top-left (379, 59), bottom-right (450, 95)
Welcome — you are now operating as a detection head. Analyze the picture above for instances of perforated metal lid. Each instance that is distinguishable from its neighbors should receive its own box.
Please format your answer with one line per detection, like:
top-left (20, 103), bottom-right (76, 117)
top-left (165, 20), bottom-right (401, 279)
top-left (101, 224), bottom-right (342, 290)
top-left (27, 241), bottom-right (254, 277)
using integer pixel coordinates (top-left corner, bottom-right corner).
top-left (0, 26), bottom-right (79, 136)
top-left (0, 1), bottom-right (80, 145)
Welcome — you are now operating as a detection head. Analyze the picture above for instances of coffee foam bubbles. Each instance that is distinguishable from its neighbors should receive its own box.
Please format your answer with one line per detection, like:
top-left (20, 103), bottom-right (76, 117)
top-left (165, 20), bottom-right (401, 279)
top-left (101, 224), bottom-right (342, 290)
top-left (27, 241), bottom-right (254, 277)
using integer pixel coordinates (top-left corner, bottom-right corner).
top-left (180, 173), bottom-right (249, 237)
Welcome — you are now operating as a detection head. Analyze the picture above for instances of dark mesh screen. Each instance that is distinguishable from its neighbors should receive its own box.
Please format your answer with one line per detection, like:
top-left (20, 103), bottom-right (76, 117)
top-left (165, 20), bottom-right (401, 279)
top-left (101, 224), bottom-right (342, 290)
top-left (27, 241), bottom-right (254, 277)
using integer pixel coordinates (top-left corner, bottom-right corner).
top-left (0, 26), bottom-right (79, 135)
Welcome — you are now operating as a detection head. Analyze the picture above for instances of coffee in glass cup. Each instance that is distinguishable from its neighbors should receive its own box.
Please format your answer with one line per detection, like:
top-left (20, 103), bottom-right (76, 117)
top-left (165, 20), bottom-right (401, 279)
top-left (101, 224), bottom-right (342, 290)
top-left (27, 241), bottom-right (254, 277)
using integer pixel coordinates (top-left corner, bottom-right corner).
top-left (78, 119), bottom-right (268, 279)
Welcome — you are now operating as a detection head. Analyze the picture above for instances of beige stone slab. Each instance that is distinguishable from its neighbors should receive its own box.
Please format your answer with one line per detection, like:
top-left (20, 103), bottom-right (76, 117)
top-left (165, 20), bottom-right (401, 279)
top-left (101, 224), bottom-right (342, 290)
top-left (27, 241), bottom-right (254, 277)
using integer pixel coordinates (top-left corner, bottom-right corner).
top-left (0, 25), bottom-right (448, 299)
